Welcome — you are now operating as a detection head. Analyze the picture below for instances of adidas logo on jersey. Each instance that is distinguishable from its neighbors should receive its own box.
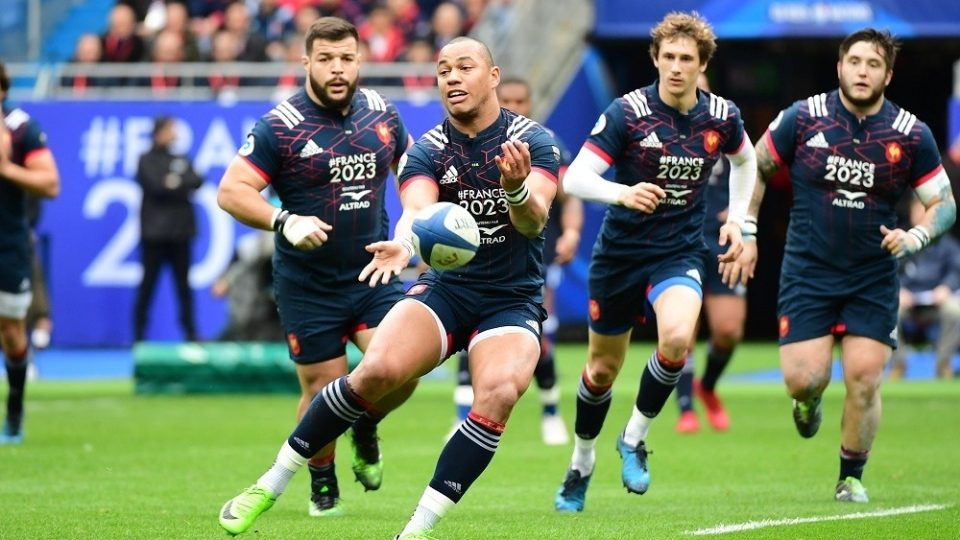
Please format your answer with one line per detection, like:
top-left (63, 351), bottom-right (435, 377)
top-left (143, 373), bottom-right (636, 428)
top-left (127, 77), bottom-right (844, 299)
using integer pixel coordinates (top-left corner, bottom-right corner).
top-left (299, 140), bottom-right (323, 158)
top-left (439, 165), bottom-right (458, 184)
top-left (805, 132), bottom-right (830, 148)
top-left (640, 132), bottom-right (662, 148)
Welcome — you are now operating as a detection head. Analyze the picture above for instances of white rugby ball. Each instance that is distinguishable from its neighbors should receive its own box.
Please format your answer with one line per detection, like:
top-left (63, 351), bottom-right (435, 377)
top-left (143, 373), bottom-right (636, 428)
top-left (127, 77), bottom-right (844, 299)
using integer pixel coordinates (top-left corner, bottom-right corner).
top-left (411, 202), bottom-right (481, 271)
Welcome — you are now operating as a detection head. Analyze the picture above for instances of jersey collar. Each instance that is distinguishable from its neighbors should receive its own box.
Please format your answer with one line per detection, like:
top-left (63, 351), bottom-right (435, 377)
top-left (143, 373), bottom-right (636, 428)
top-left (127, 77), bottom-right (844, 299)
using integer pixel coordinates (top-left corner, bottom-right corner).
top-left (446, 108), bottom-right (508, 142)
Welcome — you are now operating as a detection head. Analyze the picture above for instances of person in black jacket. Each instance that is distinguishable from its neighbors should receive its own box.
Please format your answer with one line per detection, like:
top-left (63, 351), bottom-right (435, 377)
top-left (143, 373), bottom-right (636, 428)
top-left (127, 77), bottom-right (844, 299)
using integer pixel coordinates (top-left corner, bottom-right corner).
top-left (133, 116), bottom-right (203, 342)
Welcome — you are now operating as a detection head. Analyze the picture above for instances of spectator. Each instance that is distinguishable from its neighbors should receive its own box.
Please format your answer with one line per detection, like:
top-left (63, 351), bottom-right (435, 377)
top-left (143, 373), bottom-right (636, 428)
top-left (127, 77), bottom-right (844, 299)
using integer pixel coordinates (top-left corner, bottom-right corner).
top-left (461, 0), bottom-right (488, 33)
top-left (205, 30), bottom-right (244, 96)
top-left (358, 6), bottom-right (405, 62)
top-left (212, 231), bottom-right (281, 341)
top-left (401, 38), bottom-right (435, 95)
top-left (186, 0), bottom-right (231, 18)
top-left (145, 30), bottom-right (184, 95)
top-left (62, 33), bottom-right (103, 94)
top-left (101, 4), bottom-right (145, 62)
top-left (428, 2), bottom-right (465, 51)
top-left (133, 116), bottom-right (203, 342)
top-left (890, 197), bottom-right (960, 380)
top-left (164, 2), bottom-right (201, 62)
top-left (290, 5), bottom-right (322, 41)
top-left (253, 0), bottom-right (296, 44)
top-left (386, 0), bottom-right (427, 42)
top-left (223, 2), bottom-right (269, 62)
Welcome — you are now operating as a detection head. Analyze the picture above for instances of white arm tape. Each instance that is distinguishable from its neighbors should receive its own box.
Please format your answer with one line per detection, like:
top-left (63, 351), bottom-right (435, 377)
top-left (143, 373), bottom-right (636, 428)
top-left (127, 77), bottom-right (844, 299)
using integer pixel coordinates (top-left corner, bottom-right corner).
top-left (725, 134), bottom-right (757, 229)
top-left (283, 215), bottom-right (320, 245)
top-left (913, 169), bottom-right (950, 206)
top-left (563, 147), bottom-right (625, 205)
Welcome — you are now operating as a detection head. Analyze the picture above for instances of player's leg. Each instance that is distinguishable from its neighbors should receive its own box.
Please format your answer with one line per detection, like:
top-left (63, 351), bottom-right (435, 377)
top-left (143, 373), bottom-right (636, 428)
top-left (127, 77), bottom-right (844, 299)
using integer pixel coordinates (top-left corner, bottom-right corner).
top-left (170, 239), bottom-right (197, 341)
top-left (674, 350), bottom-right (699, 434)
top-left (618, 282), bottom-right (701, 495)
top-left (537, 274), bottom-right (568, 445)
top-left (26, 246), bottom-right (52, 350)
top-left (779, 336), bottom-right (833, 438)
top-left (449, 350), bottom-right (472, 437)
top-left (350, 322), bottom-right (420, 492)
top-left (132, 241), bottom-right (162, 342)
top-left (698, 293), bottom-right (746, 431)
top-left (934, 297), bottom-right (960, 379)
top-left (836, 335), bottom-right (890, 503)
top-left (396, 315), bottom-right (540, 539)
top-left (294, 358), bottom-right (349, 517)
top-left (0, 311), bottom-right (30, 443)
top-left (219, 298), bottom-right (443, 535)
top-left (888, 304), bottom-right (910, 380)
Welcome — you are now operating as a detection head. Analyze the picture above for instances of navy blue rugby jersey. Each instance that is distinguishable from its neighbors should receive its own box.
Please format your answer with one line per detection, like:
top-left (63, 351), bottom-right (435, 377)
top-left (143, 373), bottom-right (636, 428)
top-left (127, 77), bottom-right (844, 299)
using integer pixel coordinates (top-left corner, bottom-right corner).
top-left (240, 88), bottom-right (411, 282)
top-left (398, 108), bottom-right (561, 295)
top-left (702, 156), bottom-right (730, 236)
top-left (543, 127), bottom-right (573, 264)
top-left (764, 90), bottom-right (943, 273)
top-left (0, 107), bottom-right (48, 274)
top-left (584, 82), bottom-right (746, 261)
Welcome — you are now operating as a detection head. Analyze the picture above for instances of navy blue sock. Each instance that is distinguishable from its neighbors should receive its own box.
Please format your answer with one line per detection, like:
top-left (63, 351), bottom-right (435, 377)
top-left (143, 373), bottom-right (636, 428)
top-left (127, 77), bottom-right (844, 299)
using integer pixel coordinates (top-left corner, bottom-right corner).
top-left (534, 348), bottom-right (558, 416)
top-left (701, 344), bottom-right (733, 392)
top-left (635, 350), bottom-right (684, 418)
top-left (5, 348), bottom-right (28, 430)
top-left (675, 371), bottom-right (694, 413)
top-left (429, 412), bottom-right (503, 503)
top-left (839, 447), bottom-right (869, 481)
top-left (288, 376), bottom-right (367, 459)
top-left (574, 370), bottom-right (612, 440)
top-left (308, 458), bottom-right (338, 493)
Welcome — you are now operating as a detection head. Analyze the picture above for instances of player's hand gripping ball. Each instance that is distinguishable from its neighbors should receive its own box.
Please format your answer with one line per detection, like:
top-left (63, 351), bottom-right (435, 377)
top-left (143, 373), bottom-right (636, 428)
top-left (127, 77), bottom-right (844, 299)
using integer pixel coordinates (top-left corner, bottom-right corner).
top-left (411, 202), bottom-right (480, 271)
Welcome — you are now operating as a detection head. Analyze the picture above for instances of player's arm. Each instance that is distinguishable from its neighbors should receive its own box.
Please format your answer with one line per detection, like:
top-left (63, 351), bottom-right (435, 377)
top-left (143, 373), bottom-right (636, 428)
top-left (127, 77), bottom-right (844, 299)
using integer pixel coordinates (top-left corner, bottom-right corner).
top-left (496, 140), bottom-right (556, 238)
top-left (360, 174), bottom-right (438, 286)
top-left (0, 121), bottom-right (59, 198)
top-left (563, 147), bottom-right (664, 212)
top-left (217, 156), bottom-right (331, 250)
top-left (717, 133), bottom-right (757, 285)
top-left (881, 169), bottom-right (957, 259)
top-left (555, 186), bottom-right (584, 264)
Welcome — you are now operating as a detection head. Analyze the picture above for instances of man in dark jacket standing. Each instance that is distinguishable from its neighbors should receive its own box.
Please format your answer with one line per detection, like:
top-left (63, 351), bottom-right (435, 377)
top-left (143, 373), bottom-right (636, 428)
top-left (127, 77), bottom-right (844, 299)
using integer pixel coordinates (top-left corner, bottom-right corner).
top-left (133, 116), bottom-right (203, 342)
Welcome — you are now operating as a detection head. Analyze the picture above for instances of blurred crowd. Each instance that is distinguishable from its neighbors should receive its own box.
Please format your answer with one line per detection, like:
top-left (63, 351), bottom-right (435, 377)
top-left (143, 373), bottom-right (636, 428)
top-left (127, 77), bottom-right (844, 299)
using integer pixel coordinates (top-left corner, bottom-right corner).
top-left (64, 0), bottom-right (487, 94)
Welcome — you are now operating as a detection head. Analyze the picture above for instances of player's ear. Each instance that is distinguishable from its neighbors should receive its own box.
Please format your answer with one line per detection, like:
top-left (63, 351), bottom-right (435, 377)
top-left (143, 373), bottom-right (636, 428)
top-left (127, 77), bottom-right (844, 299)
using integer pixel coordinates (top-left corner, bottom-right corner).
top-left (301, 53), bottom-right (309, 71)
top-left (490, 65), bottom-right (500, 90)
top-left (883, 69), bottom-right (893, 87)
top-left (836, 61), bottom-right (842, 81)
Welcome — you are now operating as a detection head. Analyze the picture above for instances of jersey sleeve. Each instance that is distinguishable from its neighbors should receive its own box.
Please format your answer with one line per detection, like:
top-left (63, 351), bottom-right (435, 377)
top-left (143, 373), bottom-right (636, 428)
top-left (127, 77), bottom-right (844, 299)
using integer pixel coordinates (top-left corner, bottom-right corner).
top-left (238, 117), bottom-right (281, 182)
top-left (721, 101), bottom-right (747, 154)
top-left (524, 126), bottom-right (561, 183)
top-left (910, 122), bottom-right (944, 187)
top-left (21, 120), bottom-right (48, 157)
top-left (762, 102), bottom-right (801, 166)
top-left (582, 98), bottom-right (628, 165)
top-left (388, 103), bottom-right (413, 164)
top-left (397, 141), bottom-right (437, 192)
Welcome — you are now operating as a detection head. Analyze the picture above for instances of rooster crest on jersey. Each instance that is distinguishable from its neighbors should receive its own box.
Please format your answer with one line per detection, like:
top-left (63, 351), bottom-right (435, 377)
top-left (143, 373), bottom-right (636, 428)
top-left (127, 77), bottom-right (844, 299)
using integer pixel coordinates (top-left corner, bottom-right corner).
top-left (411, 202), bottom-right (481, 271)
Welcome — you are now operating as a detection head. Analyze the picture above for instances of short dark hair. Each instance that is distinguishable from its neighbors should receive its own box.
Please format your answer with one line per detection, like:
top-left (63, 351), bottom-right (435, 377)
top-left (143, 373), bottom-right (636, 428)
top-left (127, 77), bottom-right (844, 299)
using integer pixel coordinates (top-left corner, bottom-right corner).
top-left (499, 77), bottom-right (530, 92)
top-left (443, 36), bottom-right (494, 67)
top-left (152, 116), bottom-right (174, 138)
top-left (839, 28), bottom-right (900, 71)
top-left (0, 62), bottom-right (9, 93)
top-left (304, 17), bottom-right (359, 55)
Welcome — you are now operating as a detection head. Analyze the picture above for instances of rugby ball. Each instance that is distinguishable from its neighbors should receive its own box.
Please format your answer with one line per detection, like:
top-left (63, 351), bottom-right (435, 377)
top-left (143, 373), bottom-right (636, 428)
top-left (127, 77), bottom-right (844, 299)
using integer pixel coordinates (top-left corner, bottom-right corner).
top-left (411, 202), bottom-right (480, 271)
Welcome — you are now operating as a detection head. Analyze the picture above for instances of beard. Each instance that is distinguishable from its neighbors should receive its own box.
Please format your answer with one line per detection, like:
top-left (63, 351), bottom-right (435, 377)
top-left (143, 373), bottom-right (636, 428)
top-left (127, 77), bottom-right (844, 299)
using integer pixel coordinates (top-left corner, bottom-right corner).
top-left (309, 74), bottom-right (357, 111)
top-left (839, 78), bottom-right (884, 109)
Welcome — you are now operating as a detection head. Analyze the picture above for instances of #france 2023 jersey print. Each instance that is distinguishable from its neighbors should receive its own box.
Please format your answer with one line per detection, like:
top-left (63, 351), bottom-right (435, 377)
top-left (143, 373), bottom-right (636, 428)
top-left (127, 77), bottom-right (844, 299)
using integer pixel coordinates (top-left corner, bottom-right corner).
top-left (585, 82), bottom-right (747, 262)
top-left (239, 88), bottom-right (411, 283)
top-left (398, 108), bottom-right (561, 297)
top-left (764, 90), bottom-right (943, 276)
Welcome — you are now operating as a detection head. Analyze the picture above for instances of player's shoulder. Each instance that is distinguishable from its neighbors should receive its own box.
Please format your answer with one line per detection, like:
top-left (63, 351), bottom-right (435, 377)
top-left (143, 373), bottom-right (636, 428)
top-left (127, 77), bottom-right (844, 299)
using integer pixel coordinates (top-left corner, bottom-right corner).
top-left (3, 107), bottom-right (33, 131)
top-left (415, 121), bottom-right (449, 153)
top-left (794, 91), bottom-right (832, 119)
top-left (264, 92), bottom-right (308, 130)
top-left (617, 87), bottom-right (655, 120)
top-left (356, 87), bottom-right (393, 113)
top-left (504, 110), bottom-right (549, 143)
top-left (881, 98), bottom-right (927, 138)
top-left (699, 90), bottom-right (741, 124)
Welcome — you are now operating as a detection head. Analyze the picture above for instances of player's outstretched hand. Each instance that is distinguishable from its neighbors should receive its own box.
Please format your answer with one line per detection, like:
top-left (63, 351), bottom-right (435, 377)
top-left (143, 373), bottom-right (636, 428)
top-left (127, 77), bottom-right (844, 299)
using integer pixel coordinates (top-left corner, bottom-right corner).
top-left (495, 141), bottom-right (531, 192)
top-left (282, 214), bottom-right (331, 251)
top-left (720, 238), bottom-right (757, 287)
top-left (717, 222), bottom-right (745, 286)
top-left (880, 225), bottom-right (920, 259)
top-left (554, 230), bottom-right (580, 265)
top-left (359, 240), bottom-right (411, 287)
top-left (617, 182), bottom-right (665, 213)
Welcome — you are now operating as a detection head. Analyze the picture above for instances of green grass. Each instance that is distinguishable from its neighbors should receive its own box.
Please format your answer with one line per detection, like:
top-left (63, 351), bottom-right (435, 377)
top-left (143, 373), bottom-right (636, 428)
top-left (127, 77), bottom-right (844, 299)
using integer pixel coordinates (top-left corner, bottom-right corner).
top-left (2, 343), bottom-right (959, 539)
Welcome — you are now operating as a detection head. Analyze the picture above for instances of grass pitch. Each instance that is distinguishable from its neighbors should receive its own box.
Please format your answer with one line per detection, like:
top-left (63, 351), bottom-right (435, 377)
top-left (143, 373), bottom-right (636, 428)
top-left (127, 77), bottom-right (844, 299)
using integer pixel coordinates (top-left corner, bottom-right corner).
top-left (1, 343), bottom-right (958, 539)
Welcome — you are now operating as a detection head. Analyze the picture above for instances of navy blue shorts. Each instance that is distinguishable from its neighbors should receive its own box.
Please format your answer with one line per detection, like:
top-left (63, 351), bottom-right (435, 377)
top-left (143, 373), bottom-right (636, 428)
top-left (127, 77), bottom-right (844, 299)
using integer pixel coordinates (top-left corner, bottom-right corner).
top-left (588, 249), bottom-right (705, 335)
top-left (777, 256), bottom-right (898, 347)
top-left (274, 272), bottom-right (404, 364)
top-left (703, 234), bottom-right (746, 298)
top-left (403, 273), bottom-right (546, 361)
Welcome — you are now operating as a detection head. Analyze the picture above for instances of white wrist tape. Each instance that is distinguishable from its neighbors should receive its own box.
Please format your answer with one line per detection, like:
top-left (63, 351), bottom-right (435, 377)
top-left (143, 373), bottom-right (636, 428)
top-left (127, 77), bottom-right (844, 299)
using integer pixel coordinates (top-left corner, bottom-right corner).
top-left (504, 183), bottom-right (530, 206)
top-left (282, 214), bottom-right (320, 246)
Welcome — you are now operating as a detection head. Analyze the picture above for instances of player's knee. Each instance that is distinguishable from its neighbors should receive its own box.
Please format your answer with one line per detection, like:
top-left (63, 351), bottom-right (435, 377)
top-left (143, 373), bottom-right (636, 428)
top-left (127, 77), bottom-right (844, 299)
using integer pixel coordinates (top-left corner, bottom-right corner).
top-left (659, 326), bottom-right (694, 360)
top-left (711, 323), bottom-right (743, 348)
top-left (783, 370), bottom-right (829, 399)
top-left (349, 358), bottom-right (408, 400)
top-left (473, 380), bottom-right (522, 414)
top-left (586, 356), bottom-right (621, 387)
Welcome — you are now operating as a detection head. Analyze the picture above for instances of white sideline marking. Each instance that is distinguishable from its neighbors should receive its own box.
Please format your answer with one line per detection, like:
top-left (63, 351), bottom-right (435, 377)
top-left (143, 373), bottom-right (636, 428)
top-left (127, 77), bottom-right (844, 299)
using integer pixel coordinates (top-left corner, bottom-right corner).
top-left (684, 504), bottom-right (949, 536)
